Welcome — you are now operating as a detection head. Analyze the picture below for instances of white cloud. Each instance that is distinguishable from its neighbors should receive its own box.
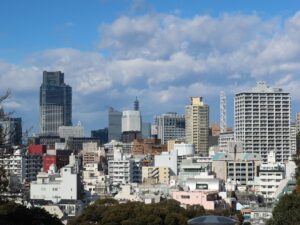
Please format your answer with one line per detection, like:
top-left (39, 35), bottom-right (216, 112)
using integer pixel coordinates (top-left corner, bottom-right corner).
top-left (2, 100), bottom-right (21, 109)
top-left (3, 11), bottom-right (300, 130)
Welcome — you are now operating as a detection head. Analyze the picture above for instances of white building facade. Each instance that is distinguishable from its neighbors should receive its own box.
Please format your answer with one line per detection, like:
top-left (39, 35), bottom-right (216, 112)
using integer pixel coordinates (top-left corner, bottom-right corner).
top-left (0, 148), bottom-right (46, 184)
top-left (30, 164), bottom-right (79, 203)
top-left (122, 110), bottom-right (142, 132)
top-left (290, 123), bottom-right (297, 156)
top-left (173, 143), bottom-right (195, 173)
top-left (218, 132), bottom-right (234, 152)
top-left (0, 149), bottom-right (26, 183)
top-left (234, 81), bottom-right (291, 162)
top-left (58, 124), bottom-right (84, 140)
top-left (82, 163), bottom-right (107, 195)
top-left (154, 150), bottom-right (178, 176)
top-left (252, 151), bottom-right (285, 203)
top-left (108, 148), bottom-right (134, 185)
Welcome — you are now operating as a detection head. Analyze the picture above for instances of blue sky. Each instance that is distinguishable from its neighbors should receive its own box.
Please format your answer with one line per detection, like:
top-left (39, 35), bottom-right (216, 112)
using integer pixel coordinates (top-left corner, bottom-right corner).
top-left (0, 0), bottom-right (300, 135)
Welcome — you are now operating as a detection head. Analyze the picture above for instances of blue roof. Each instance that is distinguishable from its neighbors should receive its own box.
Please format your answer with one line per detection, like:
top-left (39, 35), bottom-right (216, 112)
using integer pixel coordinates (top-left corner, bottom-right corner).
top-left (188, 215), bottom-right (237, 225)
top-left (213, 152), bottom-right (225, 160)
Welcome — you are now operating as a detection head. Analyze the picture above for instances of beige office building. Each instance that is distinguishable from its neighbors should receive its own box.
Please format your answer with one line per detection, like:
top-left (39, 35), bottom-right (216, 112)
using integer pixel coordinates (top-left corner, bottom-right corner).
top-left (185, 97), bottom-right (209, 156)
top-left (142, 166), bottom-right (170, 184)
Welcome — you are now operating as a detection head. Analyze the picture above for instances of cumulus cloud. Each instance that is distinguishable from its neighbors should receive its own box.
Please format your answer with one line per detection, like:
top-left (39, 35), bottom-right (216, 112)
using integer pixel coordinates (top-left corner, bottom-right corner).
top-left (0, 61), bottom-right (40, 92)
top-left (2, 10), bottom-right (300, 131)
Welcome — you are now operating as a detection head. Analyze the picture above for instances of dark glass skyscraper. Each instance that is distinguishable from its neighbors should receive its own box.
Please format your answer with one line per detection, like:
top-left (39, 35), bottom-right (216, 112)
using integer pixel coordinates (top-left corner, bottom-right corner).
top-left (108, 107), bottom-right (122, 142)
top-left (0, 117), bottom-right (22, 146)
top-left (40, 71), bottom-right (72, 135)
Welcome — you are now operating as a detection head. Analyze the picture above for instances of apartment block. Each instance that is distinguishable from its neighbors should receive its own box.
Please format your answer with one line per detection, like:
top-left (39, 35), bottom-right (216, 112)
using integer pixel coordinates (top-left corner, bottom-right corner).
top-left (235, 81), bottom-right (291, 162)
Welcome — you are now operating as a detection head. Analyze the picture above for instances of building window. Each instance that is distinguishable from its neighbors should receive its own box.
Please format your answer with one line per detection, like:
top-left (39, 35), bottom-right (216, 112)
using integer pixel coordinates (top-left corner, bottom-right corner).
top-left (181, 195), bottom-right (190, 199)
top-left (196, 184), bottom-right (208, 190)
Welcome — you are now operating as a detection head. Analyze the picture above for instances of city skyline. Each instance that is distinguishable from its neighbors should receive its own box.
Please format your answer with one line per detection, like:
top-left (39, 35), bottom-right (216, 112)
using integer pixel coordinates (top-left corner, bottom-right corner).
top-left (1, 0), bottom-right (300, 134)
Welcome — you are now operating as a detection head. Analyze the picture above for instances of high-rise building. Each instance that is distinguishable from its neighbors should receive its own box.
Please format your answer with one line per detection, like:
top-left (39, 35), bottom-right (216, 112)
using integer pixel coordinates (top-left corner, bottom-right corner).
top-left (40, 71), bottom-right (72, 135)
top-left (108, 107), bottom-right (122, 142)
top-left (290, 123), bottom-right (297, 156)
top-left (121, 110), bottom-right (142, 143)
top-left (185, 97), bottom-right (209, 156)
top-left (155, 112), bottom-right (185, 144)
top-left (0, 117), bottom-right (22, 145)
top-left (91, 127), bottom-right (108, 144)
top-left (296, 112), bottom-right (300, 134)
top-left (141, 122), bottom-right (151, 139)
top-left (122, 110), bottom-right (142, 132)
top-left (220, 91), bottom-right (227, 133)
top-left (234, 81), bottom-right (291, 162)
top-left (58, 123), bottom-right (84, 141)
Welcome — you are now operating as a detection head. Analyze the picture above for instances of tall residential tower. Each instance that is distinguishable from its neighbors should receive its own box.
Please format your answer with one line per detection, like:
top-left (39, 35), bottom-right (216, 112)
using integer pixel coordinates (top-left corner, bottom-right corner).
top-left (185, 97), bottom-right (209, 156)
top-left (234, 81), bottom-right (291, 162)
top-left (40, 71), bottom-right (72, 135)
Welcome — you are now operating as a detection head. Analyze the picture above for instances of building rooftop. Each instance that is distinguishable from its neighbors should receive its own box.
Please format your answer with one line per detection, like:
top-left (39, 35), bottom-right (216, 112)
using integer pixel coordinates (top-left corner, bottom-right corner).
top-left (188, 215), bottom-right (237, 225)
top-left (213, 152), bottom-right (261, 161)
top-left (236, 81), bottom-right (288, 94)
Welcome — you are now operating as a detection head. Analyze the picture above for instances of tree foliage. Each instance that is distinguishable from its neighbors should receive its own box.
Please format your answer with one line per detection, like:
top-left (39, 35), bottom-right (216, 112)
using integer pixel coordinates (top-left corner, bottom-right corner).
top-left (0, 201), bottom-right (63, 225)
top-left (68, 198), bottom-right (241, 225)
top-left (266, 142), bottom-right (300, 225)
top-left (0, 91), bottom-right (20, 201)
top-left (0, 166), bottom-right (9, 200)
top-left (266, 194), bottom-right (300, 225)
top-left (0, 90), bottom-right (20, 163)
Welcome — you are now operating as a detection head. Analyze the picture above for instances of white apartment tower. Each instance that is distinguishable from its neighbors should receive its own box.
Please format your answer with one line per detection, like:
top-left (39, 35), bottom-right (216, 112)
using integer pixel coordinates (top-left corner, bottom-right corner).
top-left (296, 112), bottom-right (300, 133)
top-left (234, 81), bottom-right (291, 162)
top-left (290, 123), bottom-right (297, 156)
top-left (185, 97), bottom-right (209, 156)
top-left (122, 110), bottom-right (142, 132)
top-left (155, 112), bottom-right (185, 144)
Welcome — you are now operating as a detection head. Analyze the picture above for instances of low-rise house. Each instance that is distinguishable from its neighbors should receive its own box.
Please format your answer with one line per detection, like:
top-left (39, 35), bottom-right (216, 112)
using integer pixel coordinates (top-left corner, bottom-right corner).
top-left (172, 191), bottom-right (227, 210)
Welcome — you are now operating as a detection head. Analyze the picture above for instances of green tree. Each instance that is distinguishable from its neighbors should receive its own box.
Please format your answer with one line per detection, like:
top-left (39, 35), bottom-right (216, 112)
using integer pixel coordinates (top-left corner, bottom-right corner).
top-left (0, 201), bottom-right (63, 225)
top-left (0, 91), bottom-right (16, 201)
top-left (266, 194), bottom-right (300, 225)
top-left (0, 166), bottom-right (9, 202)
top-left (68, 198), bottom-right (241, 225)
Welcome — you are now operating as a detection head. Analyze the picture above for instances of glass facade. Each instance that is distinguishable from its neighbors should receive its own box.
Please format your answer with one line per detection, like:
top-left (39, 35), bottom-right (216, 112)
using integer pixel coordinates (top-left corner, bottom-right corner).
top-left (40, 71), bottom-right (72, 135)
top-left (0, 117), bottom-right (22, 145)
top-left (108, 107), bottom-right (122, 142)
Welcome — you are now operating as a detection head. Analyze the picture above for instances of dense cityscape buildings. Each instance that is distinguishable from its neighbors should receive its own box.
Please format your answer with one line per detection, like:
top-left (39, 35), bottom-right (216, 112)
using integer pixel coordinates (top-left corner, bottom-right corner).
top-left (3, 1), bottom-right (300, 224)
top-left (1, 70), bottom-right (299, 225)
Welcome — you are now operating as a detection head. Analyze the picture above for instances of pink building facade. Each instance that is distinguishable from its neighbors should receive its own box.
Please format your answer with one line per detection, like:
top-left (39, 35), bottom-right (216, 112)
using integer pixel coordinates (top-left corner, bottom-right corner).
top-left (172, 191), bottom-right (226, 210)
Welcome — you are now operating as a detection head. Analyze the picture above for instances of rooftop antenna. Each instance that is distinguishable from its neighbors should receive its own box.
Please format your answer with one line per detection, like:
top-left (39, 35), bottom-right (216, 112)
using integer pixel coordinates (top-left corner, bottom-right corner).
top-left (220, 91), bottom-right (227, 133)
top-left (134, 97), bottom-right (139, 111)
